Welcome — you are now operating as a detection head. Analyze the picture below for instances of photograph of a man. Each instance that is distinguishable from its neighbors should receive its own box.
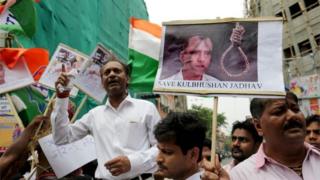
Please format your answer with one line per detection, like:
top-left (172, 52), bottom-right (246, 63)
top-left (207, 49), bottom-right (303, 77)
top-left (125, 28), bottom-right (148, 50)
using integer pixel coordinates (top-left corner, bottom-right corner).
top-left (164, 35), bottom-right (219, 81)
top-left (159, 21), bottom-right (258, 83)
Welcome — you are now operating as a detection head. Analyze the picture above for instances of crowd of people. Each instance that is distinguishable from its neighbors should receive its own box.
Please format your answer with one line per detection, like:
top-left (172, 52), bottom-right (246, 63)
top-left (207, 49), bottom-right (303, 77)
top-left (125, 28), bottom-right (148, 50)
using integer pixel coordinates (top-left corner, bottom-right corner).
top-left (1, 55), bottom-right (320, 180)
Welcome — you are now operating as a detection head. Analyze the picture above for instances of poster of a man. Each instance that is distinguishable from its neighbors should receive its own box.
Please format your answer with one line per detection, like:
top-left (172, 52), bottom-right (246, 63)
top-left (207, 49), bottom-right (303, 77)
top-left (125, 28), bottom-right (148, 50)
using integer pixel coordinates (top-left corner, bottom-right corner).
top-left (160, 21), bottom-right (258, 82)
top-left (39, 44), bottom-right (89, 90)
top-left (154, 18), bottom-right (285, 96)
top-left (74, 44), bottom-right (114, 103)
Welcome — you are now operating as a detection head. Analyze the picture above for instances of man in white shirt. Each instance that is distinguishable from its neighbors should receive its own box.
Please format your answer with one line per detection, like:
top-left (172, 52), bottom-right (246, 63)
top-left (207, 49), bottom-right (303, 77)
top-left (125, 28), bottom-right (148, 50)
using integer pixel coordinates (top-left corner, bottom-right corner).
top-left (154, 112), bottom-right (207, 180)
top-left (51, 57), bottom-right (160, 179)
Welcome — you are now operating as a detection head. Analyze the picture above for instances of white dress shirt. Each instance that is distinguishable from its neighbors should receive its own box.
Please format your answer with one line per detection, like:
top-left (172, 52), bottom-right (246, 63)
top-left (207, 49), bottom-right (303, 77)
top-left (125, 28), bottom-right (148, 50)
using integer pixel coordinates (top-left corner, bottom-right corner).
top-left (51, 95), bottom-right (160, 179)
top-left (186, 171), bottom-right (202, 180)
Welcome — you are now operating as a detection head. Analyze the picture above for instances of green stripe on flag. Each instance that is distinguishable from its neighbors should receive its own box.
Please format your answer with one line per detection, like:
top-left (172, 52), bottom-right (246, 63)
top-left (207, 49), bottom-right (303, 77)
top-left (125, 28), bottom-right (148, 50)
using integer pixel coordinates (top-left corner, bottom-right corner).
top-left (129, 49), bottom-right (159, 93)
top-left (10, 0), bottom-right (36, 38)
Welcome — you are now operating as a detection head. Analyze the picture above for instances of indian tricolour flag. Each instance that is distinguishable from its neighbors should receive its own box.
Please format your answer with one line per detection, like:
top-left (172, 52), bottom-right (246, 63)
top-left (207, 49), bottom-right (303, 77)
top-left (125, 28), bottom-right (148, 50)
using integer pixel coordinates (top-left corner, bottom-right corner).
top-left (128, 17), bottom-right (161, 93)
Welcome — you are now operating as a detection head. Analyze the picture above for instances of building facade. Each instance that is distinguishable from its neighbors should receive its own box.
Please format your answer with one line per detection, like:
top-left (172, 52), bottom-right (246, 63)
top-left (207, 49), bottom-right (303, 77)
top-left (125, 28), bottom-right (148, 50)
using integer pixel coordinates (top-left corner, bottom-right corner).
top-left (245, 0), bottom-right (320, 115)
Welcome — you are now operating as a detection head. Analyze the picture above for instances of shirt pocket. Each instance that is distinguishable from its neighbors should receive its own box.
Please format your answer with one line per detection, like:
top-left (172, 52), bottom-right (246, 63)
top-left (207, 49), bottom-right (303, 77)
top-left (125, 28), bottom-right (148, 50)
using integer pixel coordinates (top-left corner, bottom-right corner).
top-left (124, 121), bottom-right (147, 149)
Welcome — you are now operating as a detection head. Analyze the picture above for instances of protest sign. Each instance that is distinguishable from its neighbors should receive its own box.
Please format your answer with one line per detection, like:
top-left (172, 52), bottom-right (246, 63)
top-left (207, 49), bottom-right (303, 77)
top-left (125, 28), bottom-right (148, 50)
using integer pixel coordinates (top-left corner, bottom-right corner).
top-left (153, 17), bottom-right (285, 97)
top-left (74, 44), bottom-right (113, 103)
top-left (0, 59), bottom-right (34, 94)
top-left (39, 44), bottom-right (89, 91)
top-left (38, 134), bottom-right (96, 178)
top-left (0, 94), bottom-right (23, 152)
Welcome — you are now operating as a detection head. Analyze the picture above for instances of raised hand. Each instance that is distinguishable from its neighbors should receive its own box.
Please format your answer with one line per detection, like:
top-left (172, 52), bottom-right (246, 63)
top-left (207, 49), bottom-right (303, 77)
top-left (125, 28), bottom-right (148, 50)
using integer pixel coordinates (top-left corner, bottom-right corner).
top-left (55, 64), bottom-right (71, 98)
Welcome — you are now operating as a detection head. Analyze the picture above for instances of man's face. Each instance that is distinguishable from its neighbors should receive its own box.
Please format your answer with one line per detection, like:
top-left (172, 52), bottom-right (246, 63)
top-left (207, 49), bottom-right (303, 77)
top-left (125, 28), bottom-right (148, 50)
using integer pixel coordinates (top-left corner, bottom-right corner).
top-left (156, 142), bottom-right (196, 179)
top-left (180, 37), bottom-right (212, 77)
top-left (202, 146), bottom-right (211, 161)
top-left (231, 129), bottom-right (258, 163)
top-left (100, 61), bottom-right (128, 97)
top-left (305, 122), bottom-right (320, 149)
top-left (256, 98), bottom-right (306, 147)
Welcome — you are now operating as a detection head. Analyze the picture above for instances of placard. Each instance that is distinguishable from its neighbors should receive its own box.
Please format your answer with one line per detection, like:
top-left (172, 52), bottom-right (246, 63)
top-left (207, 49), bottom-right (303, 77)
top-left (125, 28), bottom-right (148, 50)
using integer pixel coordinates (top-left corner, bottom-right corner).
top-left (0, 59), bottom-right (34, 94)
top-left (153, 18), bottom-right (285, 97)
top-left (74, 44), bottom-right (114, 102)
top-left (38, 134), bottom-right (96, 178)
top-left (39, 44), bottom-right (89, 90)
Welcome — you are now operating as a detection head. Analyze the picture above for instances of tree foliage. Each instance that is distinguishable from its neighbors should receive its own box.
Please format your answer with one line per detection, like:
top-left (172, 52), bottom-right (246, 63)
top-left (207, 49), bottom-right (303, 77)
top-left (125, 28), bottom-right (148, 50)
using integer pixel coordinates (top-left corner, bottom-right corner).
top-left (187, 104), bottom-right (227, 137)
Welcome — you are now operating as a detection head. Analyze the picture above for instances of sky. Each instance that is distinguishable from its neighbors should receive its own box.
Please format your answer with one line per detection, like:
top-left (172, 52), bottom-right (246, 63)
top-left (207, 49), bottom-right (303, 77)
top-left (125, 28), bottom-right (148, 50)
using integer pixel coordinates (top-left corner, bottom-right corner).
top-left (144, 0), bottom-right (251, 133)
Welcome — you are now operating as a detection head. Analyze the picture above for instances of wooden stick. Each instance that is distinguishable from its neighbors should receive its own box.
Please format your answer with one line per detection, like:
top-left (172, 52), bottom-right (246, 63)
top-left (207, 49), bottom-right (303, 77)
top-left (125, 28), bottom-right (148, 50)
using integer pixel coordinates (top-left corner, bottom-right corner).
top-left (211, 96), bottom-right (219, 163)
top-left (29, 93), bottom-right (56, 173)
top-left (5, 93), bottom-right (25, 129)
top-left (34, 93), bottom-right (56, 137)
top-left (71, 95), bottom-right (87, 123)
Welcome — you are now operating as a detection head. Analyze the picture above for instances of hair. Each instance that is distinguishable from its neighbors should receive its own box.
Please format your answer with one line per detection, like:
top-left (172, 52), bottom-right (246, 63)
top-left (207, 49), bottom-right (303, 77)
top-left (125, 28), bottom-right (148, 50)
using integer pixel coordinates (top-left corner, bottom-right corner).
top-left (203, 138), bottom-right (212, 149)
top-left (154, 112), bottom-right (207, 162)
top-left (182, 35), bottom-right (213, 51)
top-left (250, 92), bottom-right (299, 119)
top-left (100, 56), bottom-right (130, 77)
top-left (306, 114), bottom-right (320, 127)
top-left (231, 120), bottom-right (263, 143)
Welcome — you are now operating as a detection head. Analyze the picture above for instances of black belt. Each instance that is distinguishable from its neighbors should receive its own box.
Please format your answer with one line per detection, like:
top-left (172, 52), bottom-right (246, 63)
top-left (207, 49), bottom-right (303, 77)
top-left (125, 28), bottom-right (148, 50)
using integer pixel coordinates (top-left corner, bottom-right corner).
top-left (130, 173), bottom-right (152, 180)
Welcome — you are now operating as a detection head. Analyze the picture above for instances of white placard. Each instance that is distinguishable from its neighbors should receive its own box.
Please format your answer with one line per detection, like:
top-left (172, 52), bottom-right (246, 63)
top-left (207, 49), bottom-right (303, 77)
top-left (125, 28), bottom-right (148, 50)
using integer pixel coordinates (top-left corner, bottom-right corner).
top-left (153, 18), bottom-right (285, 97)
top-left (38, 134), bottom-right (96, 178)
top-left (0, 59), bottom-right (34, 94)
top-left (74, 44), bottom-right (114, 103)
top-left (38, 44), bottom-right (89, 91)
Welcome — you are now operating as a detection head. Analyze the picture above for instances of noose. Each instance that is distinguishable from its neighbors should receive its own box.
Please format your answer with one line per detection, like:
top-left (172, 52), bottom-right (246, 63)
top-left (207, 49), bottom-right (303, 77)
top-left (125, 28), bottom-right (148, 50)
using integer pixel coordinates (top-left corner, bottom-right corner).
top-left (220, 22), bottom-right (250, 77)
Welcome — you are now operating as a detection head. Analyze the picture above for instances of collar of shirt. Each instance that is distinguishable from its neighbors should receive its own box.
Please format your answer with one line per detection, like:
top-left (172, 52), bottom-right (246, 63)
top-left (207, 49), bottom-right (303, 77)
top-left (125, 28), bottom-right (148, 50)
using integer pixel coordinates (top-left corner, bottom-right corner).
top-left (255, 142), bottom-right (320, 169)
top-left (186, 171), bottom-right (202, 180)
top-left (105, 94), bottom-right (133, 110)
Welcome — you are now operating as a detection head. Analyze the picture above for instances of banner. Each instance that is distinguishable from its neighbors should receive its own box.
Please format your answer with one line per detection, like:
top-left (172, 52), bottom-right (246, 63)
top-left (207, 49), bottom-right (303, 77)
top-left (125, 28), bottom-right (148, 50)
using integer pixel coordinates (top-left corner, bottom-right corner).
top-left (153, 18), bottom-right (285, 97)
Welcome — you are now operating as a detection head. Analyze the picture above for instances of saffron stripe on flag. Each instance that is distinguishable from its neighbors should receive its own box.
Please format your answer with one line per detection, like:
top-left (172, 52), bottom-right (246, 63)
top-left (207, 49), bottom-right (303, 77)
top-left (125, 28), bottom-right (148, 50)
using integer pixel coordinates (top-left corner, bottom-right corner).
top-left (128, 17), bottom-right (162, 93)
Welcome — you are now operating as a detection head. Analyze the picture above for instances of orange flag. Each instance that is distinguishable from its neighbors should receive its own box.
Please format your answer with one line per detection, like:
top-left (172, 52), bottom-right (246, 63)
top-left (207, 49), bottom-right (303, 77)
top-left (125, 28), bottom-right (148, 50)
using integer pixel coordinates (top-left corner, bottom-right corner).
top-left (0, 48), bottom-right (49, 80)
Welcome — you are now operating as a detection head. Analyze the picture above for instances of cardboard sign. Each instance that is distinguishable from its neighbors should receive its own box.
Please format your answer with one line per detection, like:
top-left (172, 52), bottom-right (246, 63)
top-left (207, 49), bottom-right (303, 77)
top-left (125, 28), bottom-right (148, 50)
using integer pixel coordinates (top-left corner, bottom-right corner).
top-left (38, 134), bottom-right (96, 178)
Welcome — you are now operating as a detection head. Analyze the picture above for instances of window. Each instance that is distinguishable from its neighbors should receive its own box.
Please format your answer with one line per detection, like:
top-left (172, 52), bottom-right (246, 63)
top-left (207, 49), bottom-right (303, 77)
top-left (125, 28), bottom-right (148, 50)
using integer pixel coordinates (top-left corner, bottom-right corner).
top-left (298, 39), bottom-right (312, 56)
top-left (304, 0), bottom-right (319, 11)
top-left (314, 34), bottom-right (320, 46)
top-left (289, 3), bottom-right (303, 19)
top-left (283, 46), bottom-right (296, 59)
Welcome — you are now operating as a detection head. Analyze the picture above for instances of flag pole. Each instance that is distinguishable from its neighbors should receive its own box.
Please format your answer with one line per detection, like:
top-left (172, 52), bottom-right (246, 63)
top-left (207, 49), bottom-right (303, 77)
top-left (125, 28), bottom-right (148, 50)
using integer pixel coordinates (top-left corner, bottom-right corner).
top-left (211, 96), bottom-right (218, 163)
